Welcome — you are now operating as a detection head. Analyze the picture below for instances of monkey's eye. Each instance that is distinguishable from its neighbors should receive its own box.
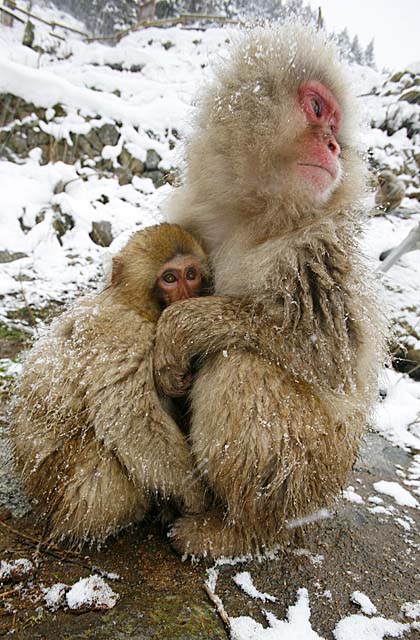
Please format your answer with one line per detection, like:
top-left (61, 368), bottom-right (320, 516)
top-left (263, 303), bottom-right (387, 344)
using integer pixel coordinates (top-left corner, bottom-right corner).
top-left (310, 98), bottom-right (321, 117)
top-left (186, 268), bottom-right (198, 280)
top-left (162, 272), bottom-right (177, 284)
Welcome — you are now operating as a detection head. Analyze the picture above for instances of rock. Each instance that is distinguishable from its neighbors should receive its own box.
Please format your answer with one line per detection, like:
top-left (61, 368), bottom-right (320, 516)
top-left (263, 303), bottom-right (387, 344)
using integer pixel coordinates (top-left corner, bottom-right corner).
top-left (144, 170), bottom-right (166, 188)
top-left (0, 94), bottom-right (47, 125)
top-left (52, 103), bottom-right (66, 118)
top-left (118, 148), bottom-right (145, 176)
top-left (399, 89), bottom-right (420, 104)
top-left (96, 123), bottom-right (120, 147)
top-left (8, 131), bottom-right (29, 156)
top-left (0, 559), bottom-right (36, 585)
top-left (0, 250), bottom-right (27, 263)
top-left (52, 211), bottom-right (75, 242)
top-left (0, 507), bottom-right (11, 521)
top-left (90, 221), bottom-right (113, 247)
top-left (145, 149), bottom-right (162, 171)
top-left (117, 172), bottom-right (132, 186)
top-left (74, 135), bottom-right (99, 159)
top-left (390, 71), bottom-right (405, 83)
top-left (22, 20), bottom-right (35, 48)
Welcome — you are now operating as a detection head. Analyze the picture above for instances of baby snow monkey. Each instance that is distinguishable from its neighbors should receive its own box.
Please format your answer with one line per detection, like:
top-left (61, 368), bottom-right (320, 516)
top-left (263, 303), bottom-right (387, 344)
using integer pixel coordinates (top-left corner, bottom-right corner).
top-left (11, 223), bottom-right (210, 545)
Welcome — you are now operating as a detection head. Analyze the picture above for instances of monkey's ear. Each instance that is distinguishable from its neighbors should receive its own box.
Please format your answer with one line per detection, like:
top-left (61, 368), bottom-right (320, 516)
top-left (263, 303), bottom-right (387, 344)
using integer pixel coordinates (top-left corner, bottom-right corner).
top-left (111, 256), bottom-right (123, 287)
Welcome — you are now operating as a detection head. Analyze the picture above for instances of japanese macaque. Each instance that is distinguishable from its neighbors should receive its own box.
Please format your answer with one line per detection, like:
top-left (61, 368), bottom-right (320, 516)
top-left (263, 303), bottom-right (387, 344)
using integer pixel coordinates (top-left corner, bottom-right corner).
top-left (154, 25), bottom-right (385, 558)
top-left (11, 223), bottom-right (210, 544)
top-left (375, 170), bottom-right (405, 213)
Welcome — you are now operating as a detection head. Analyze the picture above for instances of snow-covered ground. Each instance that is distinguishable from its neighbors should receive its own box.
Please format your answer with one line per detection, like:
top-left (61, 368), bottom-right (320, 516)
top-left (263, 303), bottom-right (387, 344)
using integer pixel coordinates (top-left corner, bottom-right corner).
top-left (0, 4), bottom-right (419, 638)
top-left (205, 560), bottom-right (420, 639)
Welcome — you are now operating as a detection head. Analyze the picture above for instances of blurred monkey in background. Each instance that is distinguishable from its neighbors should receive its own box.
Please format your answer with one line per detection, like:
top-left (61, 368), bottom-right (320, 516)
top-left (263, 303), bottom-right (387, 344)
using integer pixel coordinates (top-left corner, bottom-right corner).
top-left (375, 170), bottom-right (405, 212)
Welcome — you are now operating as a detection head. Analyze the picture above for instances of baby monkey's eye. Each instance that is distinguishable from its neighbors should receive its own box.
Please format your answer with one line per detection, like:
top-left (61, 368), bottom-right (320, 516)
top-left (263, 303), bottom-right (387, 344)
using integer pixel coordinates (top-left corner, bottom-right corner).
top-left (162, 272), bottom-right (177, 284)
top-left (186, 268), bottom-right (197, 280)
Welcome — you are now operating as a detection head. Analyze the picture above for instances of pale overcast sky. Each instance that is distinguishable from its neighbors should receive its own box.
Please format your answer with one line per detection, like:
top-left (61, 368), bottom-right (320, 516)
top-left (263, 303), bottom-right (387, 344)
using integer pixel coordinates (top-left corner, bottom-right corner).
top-left (308, 0), bottom-right (420, 70)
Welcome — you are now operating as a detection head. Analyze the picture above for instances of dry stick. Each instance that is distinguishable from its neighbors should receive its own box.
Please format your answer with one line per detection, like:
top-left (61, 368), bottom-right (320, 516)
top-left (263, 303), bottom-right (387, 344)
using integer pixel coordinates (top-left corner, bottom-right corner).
top-left (0, 585), bottom-right (22, 599)
top-left (0, 520), bottom-right (78, 558)
top-left (85, 13), bottom-right (240, 42)
top-left (12, 4), bottom-right (89, 36)
top-left (203, 584), bottom-right (231, 636)
top-left (49, 31), bottom-right (66, 41)
top-left (18, 278), bottom-right (37, 330)
top-left (33, 522), bottom-right (51, 567)
top-left (0, 521), bottom-right (111, 575)
top-left (408, 361), bottom-right (420, 377)
top-left (0, 6), bottom-right (25, 24)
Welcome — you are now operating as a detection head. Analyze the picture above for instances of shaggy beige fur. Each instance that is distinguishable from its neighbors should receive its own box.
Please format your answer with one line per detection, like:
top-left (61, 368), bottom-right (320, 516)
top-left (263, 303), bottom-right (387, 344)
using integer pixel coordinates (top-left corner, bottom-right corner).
top-left (154, 25), bottom-right (386, 558)
top-left (11, 223), bottom-right (209, 544)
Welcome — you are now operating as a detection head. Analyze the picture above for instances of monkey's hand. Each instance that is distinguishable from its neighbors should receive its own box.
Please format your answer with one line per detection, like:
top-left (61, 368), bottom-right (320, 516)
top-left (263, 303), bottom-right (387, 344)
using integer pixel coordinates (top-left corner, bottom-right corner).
top-left (164, 371), bottom-right (194, 398)
top-left (154, 347), bottom-right (194, 398)
top-left (154, 295), bottom-right (256, 397)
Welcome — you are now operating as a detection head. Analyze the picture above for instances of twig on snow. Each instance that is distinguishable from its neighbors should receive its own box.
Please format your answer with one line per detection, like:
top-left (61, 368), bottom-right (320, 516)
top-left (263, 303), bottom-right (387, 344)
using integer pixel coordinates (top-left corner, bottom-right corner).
top-left (203, 583), bottom-right (231, 635)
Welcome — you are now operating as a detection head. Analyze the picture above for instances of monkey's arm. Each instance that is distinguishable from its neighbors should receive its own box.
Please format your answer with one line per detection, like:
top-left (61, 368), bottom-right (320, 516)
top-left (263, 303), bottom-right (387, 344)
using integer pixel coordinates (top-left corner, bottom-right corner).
top-left (154, 295), bottom-right (281, 396)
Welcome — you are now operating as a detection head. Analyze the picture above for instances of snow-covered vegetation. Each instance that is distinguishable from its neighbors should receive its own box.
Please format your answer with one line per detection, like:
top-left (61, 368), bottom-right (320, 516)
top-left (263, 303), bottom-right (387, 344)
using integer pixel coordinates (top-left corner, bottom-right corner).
top-left (0, 2), bottom-right (419, 638)
top-left (1, 1), bottom-right (419, 408)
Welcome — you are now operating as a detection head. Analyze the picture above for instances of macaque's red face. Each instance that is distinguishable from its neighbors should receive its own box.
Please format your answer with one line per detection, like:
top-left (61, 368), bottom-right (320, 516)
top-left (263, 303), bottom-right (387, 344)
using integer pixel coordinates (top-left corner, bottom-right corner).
top-left (157, 255), bottom-right (202, 307)
top-left (294, 80), bottom-right (342, 200)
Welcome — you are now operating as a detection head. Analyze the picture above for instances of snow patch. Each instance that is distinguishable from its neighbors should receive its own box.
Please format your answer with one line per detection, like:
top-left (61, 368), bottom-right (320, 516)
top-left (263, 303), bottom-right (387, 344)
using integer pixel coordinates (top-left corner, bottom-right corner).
top-left (373, 481), bottom-right (419, 508)
top-left (230, 588), bottom-right (325, 640)
top-left (43, 582), bottom-right (68, 611)
top-left (333, 614), bottom-right (410, 640)
top-left (0, 558), bottom-right (34, 583)
top-left (372, 370), bottom-right (420, 451)
top-left (233, 572), bottom-right (277, 603)
top-left (350, 591), bottom-right (378, 615)
top-left (401, 600), bottom-right (420, 620)
top-left (343, 486), bottom-right (364, 504)
top-left (66, 575), bottom-right (119, 611)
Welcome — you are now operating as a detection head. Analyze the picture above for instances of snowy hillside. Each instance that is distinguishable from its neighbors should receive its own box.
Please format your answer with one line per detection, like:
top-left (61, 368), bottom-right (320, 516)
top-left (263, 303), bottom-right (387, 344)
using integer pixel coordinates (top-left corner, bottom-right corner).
top-left (1, 6), bottom-right (420, 639)
top-left (0, 6), bottom-right (419, 433)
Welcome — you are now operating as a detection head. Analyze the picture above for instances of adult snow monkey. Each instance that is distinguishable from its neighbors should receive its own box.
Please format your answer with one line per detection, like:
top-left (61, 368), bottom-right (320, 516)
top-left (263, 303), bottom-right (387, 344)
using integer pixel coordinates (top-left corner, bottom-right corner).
top-left (154, 25), bottom-right (385, 558)
top-left (11, 223), bottom-right (210, 544)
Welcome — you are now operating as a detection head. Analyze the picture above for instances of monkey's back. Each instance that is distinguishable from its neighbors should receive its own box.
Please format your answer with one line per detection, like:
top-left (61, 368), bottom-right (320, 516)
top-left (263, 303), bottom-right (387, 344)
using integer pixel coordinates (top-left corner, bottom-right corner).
top-left (11, 294), bottom-right (156, 490)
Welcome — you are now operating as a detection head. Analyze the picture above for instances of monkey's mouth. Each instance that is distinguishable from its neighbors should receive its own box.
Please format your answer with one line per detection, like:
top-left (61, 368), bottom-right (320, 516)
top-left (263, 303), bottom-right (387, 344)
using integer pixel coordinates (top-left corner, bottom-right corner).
top-left (297, 162), bottom-right (335, 179)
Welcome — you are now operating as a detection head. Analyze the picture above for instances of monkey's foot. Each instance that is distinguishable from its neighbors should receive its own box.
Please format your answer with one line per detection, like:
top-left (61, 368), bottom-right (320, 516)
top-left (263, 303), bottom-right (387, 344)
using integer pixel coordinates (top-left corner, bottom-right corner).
top-left (169, 511), bottom-right (253, 559)
top-left (177, 479), bottom-right (210, 515)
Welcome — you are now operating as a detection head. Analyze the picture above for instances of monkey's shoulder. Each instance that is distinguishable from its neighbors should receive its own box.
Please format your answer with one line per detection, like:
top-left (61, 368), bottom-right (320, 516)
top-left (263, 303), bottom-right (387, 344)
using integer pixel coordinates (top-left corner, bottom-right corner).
top-left (24, 296), bottom-right (155, 369)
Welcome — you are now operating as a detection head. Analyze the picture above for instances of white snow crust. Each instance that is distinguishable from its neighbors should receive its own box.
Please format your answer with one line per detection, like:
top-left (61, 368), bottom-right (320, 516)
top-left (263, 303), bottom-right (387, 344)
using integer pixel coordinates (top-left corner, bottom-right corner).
top-left (401, 600), bottom-right (420, 620)
top-left (373, 481), bottom-right (419, 508)
top-left (350, 591), bottom-right (378, 615)
top-left (43, 582), bottom-right (68, 611)
top-left (230, 588), bottom-right (325, 640)
top-left (233, 572), bottom-right (277, 603)
top-left (65, 575), bottom-right (119, 610)
top-left (0, 558), bottom-right (34, 581)
top-left (333, 614), bottom-right (409, 640)
top-left (343, 486), bottom-right (364, 504)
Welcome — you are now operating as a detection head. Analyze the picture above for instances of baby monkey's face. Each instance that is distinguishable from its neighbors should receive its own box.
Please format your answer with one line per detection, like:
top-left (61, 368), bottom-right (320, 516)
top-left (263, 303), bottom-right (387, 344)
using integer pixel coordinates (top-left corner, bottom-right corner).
top-left (156, 254), bottom-right (203, 306)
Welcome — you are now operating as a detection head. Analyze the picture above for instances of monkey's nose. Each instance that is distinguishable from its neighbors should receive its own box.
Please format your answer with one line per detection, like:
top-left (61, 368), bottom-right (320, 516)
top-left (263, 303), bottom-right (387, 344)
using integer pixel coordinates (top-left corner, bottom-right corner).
top-left (327, 136), bottom-right (340, 156)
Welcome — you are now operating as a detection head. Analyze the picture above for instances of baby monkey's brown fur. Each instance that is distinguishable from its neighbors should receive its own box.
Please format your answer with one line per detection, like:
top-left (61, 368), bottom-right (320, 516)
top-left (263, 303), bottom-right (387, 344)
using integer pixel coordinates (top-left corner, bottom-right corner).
top-left (11, 223), bottom-right (210, 544)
